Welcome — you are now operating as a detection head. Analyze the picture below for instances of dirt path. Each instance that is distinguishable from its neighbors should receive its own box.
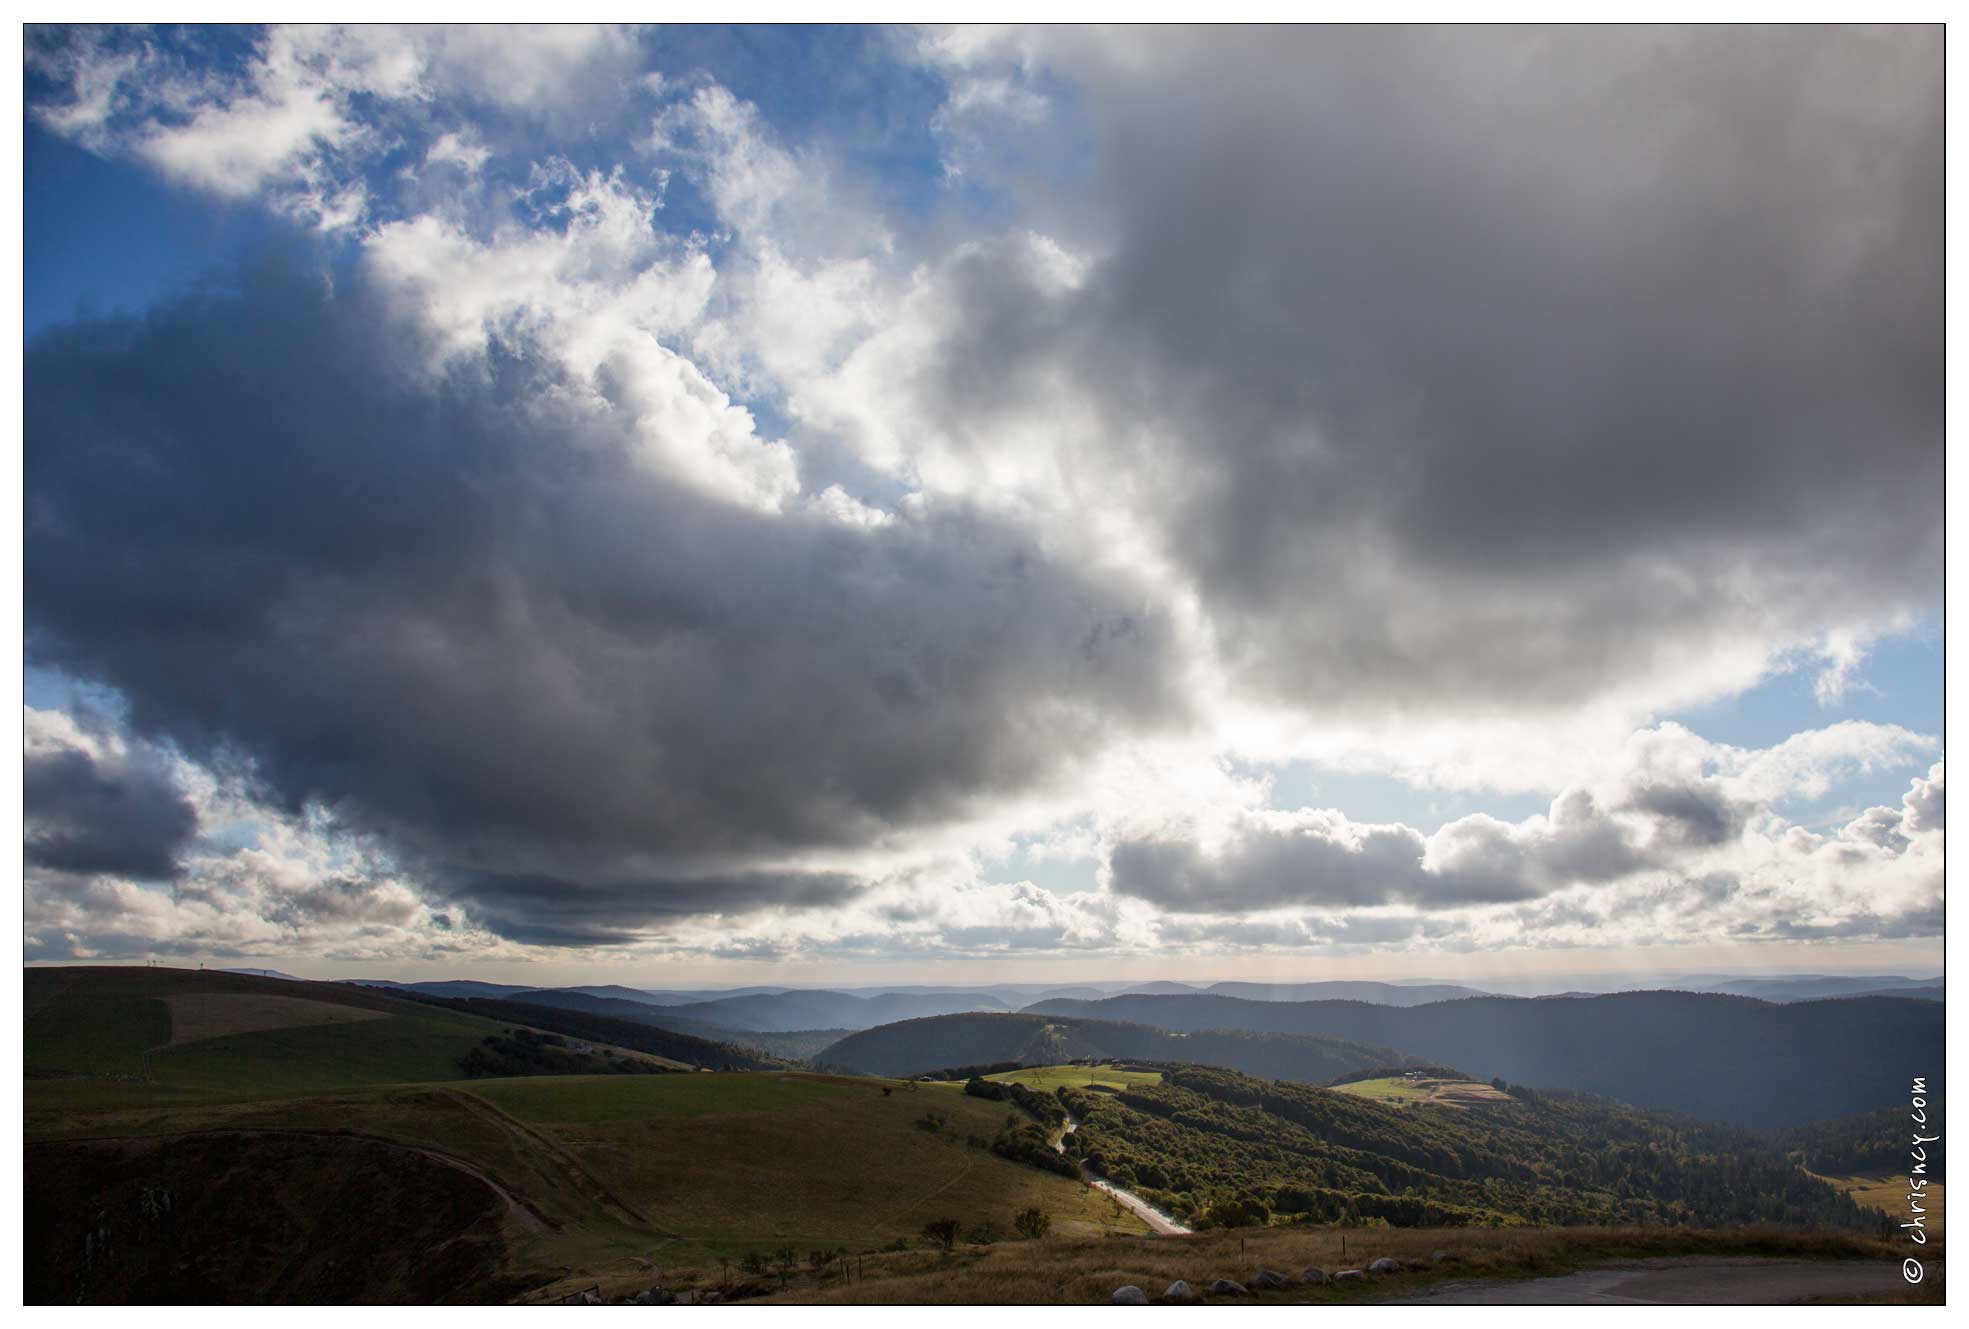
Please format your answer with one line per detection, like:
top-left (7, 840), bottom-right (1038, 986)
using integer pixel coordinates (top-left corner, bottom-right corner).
top-left (1391, 1256), bottom-right (1926, 1304)
top-left (1053, 1117), bottom-right (1192, 1236)
top-left (441, 1087), bottom-right (661, 1232)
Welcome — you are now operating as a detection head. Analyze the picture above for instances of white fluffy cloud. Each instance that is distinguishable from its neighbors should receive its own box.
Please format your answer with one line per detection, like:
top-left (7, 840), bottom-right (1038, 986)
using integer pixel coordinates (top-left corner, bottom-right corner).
top-left (1108, 725), bottom-right (1941, 950)
top-left (23, 26), bottom-right (1942, 972)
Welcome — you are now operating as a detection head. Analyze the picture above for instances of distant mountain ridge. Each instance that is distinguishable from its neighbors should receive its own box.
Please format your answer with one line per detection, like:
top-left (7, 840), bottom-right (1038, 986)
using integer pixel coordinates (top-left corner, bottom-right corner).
top-left (663, 989), bottom-right (1012, 1033)
top-left (1689, 975), bottom-right (1944, 1002)
top-left (1198, 980), bottom-right (1494, 1005)
top-left (490, 988), bottom-right (847, 1060)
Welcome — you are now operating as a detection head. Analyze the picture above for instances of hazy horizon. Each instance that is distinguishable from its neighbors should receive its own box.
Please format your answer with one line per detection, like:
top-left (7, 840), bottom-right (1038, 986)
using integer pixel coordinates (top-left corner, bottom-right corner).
top-left (24, 949), bottom-right (1944, 997)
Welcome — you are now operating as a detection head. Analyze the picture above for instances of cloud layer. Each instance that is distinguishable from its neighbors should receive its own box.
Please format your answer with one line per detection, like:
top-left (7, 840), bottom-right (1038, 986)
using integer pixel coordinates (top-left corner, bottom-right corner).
top-left (22, 25), bottom-right (1942, 969)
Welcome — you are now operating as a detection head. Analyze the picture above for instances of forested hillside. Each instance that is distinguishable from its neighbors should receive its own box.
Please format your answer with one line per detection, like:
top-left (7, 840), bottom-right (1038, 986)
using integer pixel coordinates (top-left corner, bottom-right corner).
top-left (1061, 1065), bottom-right (1887, 1233)
top-left (1780, 1105), bottom-right (1944, 1177)
top-left (816, 1012), bottom-right (1398, 1083)
top-left (1023, 992), bottom-right (1942, 1127)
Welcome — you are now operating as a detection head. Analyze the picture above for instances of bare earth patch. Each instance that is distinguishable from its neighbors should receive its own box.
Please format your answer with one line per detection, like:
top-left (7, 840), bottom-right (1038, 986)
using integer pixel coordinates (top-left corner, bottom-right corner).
top-left (164, 993), bottom-right (388, 1047)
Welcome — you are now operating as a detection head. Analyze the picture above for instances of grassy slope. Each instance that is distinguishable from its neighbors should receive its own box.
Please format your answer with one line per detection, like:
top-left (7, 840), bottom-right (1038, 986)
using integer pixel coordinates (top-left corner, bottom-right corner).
top-left (26, 966), bottom-right (537, 1109)
top-left (464, 1072), bottom-right (1150, 1265)
top-left (983, 1064), bottom-right (1165, 1092)
top-left (1810, 1170), bottom-right (1945, 1239)
top-left (28, 969), bottom-right (1149, 1301)
top-left (1333, 1075), bottom-right (1512, 1108)
top-left (25, 966), bottom-right (712, 1115)
top-left (33, 1069), bottom-right (1151, 1297)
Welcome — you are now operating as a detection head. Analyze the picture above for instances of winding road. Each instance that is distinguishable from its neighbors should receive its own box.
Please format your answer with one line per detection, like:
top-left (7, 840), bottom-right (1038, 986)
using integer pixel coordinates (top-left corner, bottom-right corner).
top-left (1053, 1117), bottom-right (1192, 1235)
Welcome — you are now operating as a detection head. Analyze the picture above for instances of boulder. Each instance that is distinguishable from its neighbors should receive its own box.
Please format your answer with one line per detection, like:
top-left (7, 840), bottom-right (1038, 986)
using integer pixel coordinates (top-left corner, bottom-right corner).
top-left (1162, 1281), bottom-right (1198, 1303)
top-left (1208, 1279), bottom-right (1249, 1296)
top-left (700, 1292), bottom-right (722, 1305)
top-left (1112, 1286), bottom-right (1149, 1305)
top-left (1249, 1270), bottom-right (1286, 1289)
top-left (1368, 1258), bottom-right (1400, 1275)
top-left (1298, 1268), bottom-right (1328, 1285)
top-left (1431, 1250), bottom-right (1453, 1265)
top-left (1333, 1269), bottom-right (1365, 1283)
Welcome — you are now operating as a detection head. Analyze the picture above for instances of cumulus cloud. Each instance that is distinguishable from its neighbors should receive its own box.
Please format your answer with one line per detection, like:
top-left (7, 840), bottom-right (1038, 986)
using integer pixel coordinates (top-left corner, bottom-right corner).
top-left (899, 26), bottom-right (1941, 728)
top-left (21, 26), bottom-right (1942, 969)
top-left (26, 24), bottom-right (644, 227)
top-left (24, 263), bottom-right (1186, 946)
top-left (1110, 725), bottom-right (1940, 934)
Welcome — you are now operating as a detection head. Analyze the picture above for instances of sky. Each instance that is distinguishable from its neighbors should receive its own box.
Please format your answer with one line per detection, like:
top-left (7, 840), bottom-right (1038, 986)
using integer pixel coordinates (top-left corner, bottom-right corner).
top-left (20, 24), bottom-right (1944, 987)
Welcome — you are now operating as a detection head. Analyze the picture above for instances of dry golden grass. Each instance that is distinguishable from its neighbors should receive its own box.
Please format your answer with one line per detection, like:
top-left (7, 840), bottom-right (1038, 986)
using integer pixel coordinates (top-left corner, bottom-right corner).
top-left (163, 992), bottom-right (388, 1046)
top-left (1334, 1074), bottom-right (1511, 1109)
top-left (1810, 1170), bottom-right (1944, 1240)
top-left (755, 1223), bottom-right (1920, 1305)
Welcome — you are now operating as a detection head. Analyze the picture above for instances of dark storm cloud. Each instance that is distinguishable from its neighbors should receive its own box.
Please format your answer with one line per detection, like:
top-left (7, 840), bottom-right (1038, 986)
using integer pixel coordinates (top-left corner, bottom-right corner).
top-left (936, 26), bottom-right (1941, 712)
top-left (451, 869), bottom-right (863, 945)
top-left (23, 737), bottom-right (198, 879)
top-left (24, 264), bottom-right (1186, 941)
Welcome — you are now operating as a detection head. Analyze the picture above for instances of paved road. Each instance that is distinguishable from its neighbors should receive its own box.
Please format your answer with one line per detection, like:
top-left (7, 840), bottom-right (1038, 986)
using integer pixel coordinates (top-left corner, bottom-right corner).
top-left (1053, 1117), bottom-right (1192, 1235)
top-left (1392, 1256), bottom-right (1926, 1304)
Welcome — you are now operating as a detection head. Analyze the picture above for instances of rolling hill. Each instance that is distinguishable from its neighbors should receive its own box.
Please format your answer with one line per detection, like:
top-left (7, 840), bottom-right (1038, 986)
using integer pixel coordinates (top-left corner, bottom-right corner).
top-left (26, 967), bottom-right (1151, 1304)
top-left (814, 1012), bottom-right (1400, 1084)
top-left (1690, 975), bottom-right (1944, 1002)
top-left (394, 992), bottom-right (785, 1071)
top-left (1838, 985), bottom-right (1943, 1002)
top-left (345, 979), bottom-right (544, 999)
top-left (27, 965), bottom-right (538, 1103)
top-left (23, 966), bottom-right (768, 1115)
top-left (1058, 1064), bottom-right (1888, 1232)
top-left (1019, 991), bottom-right (1944, 1128)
